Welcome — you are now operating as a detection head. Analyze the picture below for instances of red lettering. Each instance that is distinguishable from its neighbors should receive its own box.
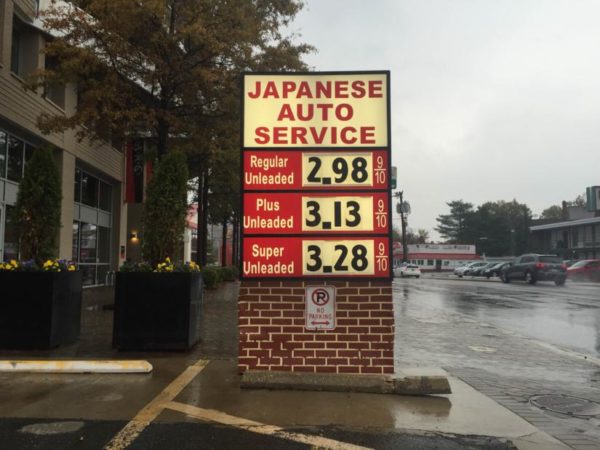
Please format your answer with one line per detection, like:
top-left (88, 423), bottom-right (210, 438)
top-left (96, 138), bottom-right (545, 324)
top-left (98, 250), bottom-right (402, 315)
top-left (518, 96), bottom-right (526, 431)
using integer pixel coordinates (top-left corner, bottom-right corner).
top-left (264, 82), bottom-right (279, 98)
top-left (309, 127), bottom-right (328, 144)
top-left (315, 81), bottom-right (331, 98)
top-left (361, 126), bottom-right (376, 144)
top-left (273, 127), bottom-right (287, 144)
top-left (248, 81), bottom-right (261, 99)
top-left (282, 81), bottom-right (296, 97)
top-left (297, 104), bottom-right (313, 121)
top-left (254, 127), bottom-right (270, 144)
top-left (341, 127), bottom-right (357, 144)
top-left (291, 127), bottom-right (308, 144)
top-left (351, 80), bottom-right (366, 98)
top-left (277, 104), bottom-right (294, 121)
top-left (315, 104), bottom-right (333, 120)
top-left (297, 82), bottom-right (313, 98)
top-left (335, 81), bottom-right (349, 98)
top-left (369, 81), bottom-right (383, 98)
top-left (336, 104), bottom-right (353, 121)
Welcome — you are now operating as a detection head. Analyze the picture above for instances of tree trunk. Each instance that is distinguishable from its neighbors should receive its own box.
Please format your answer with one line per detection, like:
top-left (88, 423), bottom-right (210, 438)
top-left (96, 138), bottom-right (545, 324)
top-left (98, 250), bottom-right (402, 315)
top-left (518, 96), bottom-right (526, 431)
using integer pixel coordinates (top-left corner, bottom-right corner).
top-left (221, 218), bottom-right (227, 267)
top-left (200, 168), bottom-right (209, 266)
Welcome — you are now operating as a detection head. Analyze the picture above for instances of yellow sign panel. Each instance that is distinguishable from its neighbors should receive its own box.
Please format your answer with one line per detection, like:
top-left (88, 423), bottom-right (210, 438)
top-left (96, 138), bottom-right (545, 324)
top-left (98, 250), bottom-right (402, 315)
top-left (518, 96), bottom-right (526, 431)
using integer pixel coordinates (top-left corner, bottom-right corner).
top-left (243, 74), bottom-right (388, 148)
top-left (301, 196), bottom-right (373, 232)
top-left (301, 240), bottom-right (376, 275)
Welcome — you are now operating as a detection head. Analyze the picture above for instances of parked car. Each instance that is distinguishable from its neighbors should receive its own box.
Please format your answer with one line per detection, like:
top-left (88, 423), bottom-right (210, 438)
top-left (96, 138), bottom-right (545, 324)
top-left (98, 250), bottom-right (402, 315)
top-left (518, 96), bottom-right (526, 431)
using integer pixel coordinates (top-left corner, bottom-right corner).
top-left (470, 262), bottom-right (498, 277)
top-left (567, 259), bottom-right (600, 282)
top-left (482, 262), bottom-right (509, 279)
top-left (395, 264), bottom-right (421, 278)
top-left (462, 261), bottom-right (491, 276)
top-left (454, 262), bottom-right (482, 277)
top-left (500, 254), bottom-right (566, 286)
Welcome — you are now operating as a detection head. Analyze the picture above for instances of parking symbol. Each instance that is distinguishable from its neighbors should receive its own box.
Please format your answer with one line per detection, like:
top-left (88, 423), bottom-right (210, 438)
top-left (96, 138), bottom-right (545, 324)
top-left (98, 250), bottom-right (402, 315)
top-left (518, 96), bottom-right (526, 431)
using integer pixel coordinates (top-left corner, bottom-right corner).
top-left (311, 288), bottom-right (330, 306)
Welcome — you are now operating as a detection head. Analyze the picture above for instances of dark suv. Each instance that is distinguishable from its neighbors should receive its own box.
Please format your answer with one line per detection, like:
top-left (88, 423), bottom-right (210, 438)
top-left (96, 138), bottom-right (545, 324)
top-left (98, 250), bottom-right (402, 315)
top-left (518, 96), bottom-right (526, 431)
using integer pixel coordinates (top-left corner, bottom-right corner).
top-left (500, 254), bottom-right (566, 286)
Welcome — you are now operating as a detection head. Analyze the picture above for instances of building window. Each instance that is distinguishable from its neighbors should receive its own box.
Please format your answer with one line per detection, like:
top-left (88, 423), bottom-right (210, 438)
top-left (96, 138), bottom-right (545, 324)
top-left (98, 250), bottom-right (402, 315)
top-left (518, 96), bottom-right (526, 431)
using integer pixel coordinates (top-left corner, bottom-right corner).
top-left (3, 205), bottom-right (19, 261)
top-left (74, 168), bottom-right (81, 203)
top-left (99, 181), bottom-right (112, 211)
top-left (0, 131), bottom-right (6, 178)
top-left (81, 172), bottom-right (99, 207)
top-left (427, 260), bottom-right (434, 266)
top-left (10, 19), bottom-right (22, 75)
top-left (6, 136), bottom-right (24, 182)
top-left (44, 53), bottom-right (65, 109)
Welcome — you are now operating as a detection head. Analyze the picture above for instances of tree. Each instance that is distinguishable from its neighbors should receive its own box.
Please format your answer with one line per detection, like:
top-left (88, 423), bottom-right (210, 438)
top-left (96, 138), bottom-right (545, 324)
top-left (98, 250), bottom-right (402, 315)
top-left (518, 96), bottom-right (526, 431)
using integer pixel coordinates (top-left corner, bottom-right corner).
top-left (435, 200), bottom-right (475, 243)
top-left (142, 151), bottom-right (189, 264)
top-left (13, 147), bottom-right (62, 262)
top-left (540, 205), bottom-right (564, 221)
top-left (35, 0), bottom-right (312, 158)
top-left (405, 228), bottom-right (430, 244)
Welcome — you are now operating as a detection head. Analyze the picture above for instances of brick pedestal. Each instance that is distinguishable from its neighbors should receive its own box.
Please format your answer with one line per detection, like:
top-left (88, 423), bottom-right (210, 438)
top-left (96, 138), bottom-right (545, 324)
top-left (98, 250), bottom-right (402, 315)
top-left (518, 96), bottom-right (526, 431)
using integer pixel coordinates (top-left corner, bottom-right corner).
top-left (238, 280), bottom-right (394, 375)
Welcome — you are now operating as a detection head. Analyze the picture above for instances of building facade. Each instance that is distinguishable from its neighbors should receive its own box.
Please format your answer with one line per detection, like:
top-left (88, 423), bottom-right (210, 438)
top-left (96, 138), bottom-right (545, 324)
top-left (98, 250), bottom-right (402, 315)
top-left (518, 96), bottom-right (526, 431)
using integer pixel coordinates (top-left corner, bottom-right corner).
top-left (530, 217), bottom-right (600, 260)
top-left (0, 0), bottom-right (127, 285)
top-left (393, 243), bottom-right (480, 271)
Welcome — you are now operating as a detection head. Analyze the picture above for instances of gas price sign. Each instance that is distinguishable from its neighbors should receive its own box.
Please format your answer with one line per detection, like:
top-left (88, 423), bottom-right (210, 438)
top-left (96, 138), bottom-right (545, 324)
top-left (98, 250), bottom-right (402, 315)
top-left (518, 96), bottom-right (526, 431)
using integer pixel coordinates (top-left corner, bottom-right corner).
top-left (243, 150), bottom-right (389, 191)
top-left (243, 192), bottom-right (389, 234)
top-left (242, 237), bottom-right (390, 278)
top-left (241, 71), bottom-right (391, 280)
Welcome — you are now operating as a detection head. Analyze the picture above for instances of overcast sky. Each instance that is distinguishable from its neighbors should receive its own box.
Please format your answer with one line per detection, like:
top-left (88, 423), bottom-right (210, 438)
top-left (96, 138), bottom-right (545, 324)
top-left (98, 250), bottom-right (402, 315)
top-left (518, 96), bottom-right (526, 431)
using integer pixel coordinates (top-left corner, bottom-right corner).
top-left (289, 0), bottom-right (600, 240)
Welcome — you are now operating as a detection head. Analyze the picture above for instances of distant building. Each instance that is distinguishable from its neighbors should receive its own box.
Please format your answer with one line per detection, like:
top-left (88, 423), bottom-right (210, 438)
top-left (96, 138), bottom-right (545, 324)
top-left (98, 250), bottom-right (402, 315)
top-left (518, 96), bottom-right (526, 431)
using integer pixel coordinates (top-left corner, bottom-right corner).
top-left (530, 198), bottom-right (600, 260)
top-left (393, 243), bottom-right (480, 272)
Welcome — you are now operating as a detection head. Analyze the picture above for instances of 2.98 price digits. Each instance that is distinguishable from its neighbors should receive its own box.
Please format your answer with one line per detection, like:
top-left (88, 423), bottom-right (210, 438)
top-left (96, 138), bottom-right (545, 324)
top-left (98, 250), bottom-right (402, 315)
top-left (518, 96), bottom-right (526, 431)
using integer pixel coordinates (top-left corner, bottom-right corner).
top-left (302, 240), bottom-right (375, 275)
top-left (302, 153), bottom-right (373, 187)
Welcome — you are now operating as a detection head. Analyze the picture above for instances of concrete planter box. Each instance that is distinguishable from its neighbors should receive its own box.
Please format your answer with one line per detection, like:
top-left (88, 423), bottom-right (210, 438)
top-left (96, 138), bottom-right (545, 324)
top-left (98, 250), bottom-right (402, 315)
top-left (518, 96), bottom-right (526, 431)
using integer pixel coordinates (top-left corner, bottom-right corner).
top-left (113, 272), bottom-right (203, 351)
top-left (0, 271), bottom-right (83, 349)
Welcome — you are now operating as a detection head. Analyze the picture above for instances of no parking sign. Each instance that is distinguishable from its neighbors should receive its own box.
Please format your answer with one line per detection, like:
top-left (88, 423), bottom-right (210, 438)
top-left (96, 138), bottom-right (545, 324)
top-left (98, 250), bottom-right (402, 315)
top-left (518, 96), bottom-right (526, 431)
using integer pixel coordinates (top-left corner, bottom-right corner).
top-left (305, 286), bottom-right (336, 330)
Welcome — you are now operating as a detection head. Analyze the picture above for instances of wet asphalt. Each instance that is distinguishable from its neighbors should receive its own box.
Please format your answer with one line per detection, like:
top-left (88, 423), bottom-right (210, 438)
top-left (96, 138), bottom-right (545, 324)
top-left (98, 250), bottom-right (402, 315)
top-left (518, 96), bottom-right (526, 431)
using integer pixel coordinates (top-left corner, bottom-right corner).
top-left (4, 277), bottom-right (595, 449)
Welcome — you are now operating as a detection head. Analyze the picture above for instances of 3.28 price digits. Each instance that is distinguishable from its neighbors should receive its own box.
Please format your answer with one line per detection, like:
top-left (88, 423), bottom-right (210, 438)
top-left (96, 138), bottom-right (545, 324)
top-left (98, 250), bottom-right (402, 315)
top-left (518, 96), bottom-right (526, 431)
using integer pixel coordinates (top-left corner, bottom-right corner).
top-left (302, 153), bottom-right (373, 187)
top-left (302, 196), bottom-right (372, 231)
top-left (302, 240), bottom-right (375, 275)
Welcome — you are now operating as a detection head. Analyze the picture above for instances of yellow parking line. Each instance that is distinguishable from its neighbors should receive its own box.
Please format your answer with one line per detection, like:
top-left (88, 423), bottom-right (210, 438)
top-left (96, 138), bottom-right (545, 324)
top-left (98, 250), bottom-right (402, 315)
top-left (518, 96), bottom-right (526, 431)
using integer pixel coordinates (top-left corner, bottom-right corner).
top-left (103, 359), bottom-right (209, 450)
top-left (165, 400), bottom-right (373, 450)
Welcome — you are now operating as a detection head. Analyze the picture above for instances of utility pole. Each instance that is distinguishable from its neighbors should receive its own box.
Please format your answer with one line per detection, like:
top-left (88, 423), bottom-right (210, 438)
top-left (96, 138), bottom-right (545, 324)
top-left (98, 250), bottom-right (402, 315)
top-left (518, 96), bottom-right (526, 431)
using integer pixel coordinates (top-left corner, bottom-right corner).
top-left (394, 191), bottom-right (410, 263)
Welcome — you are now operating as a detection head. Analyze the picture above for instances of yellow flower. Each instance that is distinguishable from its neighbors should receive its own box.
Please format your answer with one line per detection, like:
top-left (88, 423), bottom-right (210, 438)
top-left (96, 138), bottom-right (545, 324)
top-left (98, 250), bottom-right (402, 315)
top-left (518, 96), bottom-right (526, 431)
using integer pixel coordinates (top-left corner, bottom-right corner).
top-left (10, 260), bottom-right (18, 267)
top-left (43, 260), bottom-right (53, 268)
top-left (68, 265), bottom-right (76, 271)
top-left (165, 257), bottom-right (171, 263)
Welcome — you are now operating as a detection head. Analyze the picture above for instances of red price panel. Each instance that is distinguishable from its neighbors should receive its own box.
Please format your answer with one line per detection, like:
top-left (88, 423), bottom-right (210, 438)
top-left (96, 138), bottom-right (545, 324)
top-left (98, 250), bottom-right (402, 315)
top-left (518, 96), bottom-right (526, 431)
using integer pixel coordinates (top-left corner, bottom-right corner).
top-left (242, 236), bottom-right (390, 278)
top-left (243, 192), bottom-right (389, 235)
top-left (243, 150), bottom-right (388, 191)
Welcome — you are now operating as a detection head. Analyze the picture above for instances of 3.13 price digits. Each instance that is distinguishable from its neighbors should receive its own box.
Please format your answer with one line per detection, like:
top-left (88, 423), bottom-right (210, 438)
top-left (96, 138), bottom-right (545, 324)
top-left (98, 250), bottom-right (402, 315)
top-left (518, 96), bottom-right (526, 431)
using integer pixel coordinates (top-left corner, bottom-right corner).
top-left (302, 196), bottom-right (372, 231)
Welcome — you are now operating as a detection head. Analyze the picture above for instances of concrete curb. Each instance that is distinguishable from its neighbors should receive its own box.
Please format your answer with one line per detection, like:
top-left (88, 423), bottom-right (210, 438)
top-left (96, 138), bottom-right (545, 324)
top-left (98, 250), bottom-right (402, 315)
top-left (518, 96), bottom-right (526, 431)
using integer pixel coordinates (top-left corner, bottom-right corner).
top-left (0, 360), bottom-right (153, 373)
top-left (240, 371), bottom-right (452, 395)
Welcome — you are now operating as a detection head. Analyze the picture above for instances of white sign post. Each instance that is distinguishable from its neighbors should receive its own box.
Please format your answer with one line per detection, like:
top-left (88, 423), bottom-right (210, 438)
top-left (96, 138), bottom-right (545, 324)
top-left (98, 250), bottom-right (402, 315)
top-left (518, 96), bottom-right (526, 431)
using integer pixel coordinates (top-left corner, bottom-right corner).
top-left (305, 286), bottom-right (336, 331)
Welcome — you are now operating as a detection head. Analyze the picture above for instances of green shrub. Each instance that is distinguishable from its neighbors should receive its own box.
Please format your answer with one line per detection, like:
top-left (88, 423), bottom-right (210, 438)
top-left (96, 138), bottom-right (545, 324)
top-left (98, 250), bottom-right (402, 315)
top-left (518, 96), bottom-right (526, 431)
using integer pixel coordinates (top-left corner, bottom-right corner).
top-left (12, 147), bottom-right (61, 262)
top-left (221, 265), bottom-right (237, 281)
top-left (202, 266), bottom-right (219, 290)
top-left (142, 151), bottom-right (189, 265)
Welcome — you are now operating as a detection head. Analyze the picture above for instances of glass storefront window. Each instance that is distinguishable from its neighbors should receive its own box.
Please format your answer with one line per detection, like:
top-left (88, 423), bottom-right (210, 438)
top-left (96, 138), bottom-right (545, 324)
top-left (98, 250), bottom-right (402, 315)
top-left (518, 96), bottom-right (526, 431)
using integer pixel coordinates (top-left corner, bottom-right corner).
top-left (72, 221), bottom-right (79, 261)
top-left (24, 144), bottom-right (35, 165)
top-left (74, 168), bottom-right (81, 203)
top-left (0, 131), bottom-right (6, 178)
top-left (98, 226), bottom-right (110, 263)
top-left (80, 223), bottom-right (97, 263)
top-left (80, 265), bottom-right (96, 286)
top-left (81, 172), bottom-right (98, 207)
top-left (3, 205), bottom-right (19, 261)
top-left (99, 181), bottom-right (112, 211)
top-left (7, 136), bottom-right (24, 182)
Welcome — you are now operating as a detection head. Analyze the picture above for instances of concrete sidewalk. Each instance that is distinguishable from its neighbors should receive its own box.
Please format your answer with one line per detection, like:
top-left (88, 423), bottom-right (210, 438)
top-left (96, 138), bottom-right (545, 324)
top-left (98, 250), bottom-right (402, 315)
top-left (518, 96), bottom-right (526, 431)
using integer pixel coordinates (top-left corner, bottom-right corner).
top-left (0, 281), bottom-right (567, 449)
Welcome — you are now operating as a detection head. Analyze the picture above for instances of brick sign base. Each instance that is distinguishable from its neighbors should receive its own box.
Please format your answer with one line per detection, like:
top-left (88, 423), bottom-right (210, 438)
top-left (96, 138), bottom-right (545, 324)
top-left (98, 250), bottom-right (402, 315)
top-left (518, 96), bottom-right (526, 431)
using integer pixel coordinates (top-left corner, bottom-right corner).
top-left (239, 280), bottom-right (394, 375)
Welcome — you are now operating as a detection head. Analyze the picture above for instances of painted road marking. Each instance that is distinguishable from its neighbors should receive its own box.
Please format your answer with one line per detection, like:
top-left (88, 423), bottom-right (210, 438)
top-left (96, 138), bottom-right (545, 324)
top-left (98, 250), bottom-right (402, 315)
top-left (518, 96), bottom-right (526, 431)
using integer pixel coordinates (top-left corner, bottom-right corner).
top-left (103, 359), bottom-right (209, 450)
top-left (165, 401), bottom-right (373, 450)
top-left (0, 360), bottom-right (152, 373)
